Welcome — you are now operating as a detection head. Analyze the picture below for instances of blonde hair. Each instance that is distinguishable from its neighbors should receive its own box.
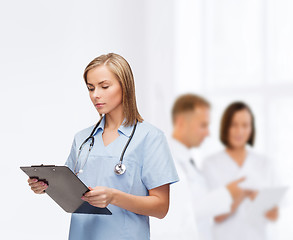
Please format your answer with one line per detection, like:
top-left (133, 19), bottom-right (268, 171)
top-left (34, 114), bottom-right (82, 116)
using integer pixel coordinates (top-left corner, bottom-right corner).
top-left (83, 53), bottom-right (143, 126)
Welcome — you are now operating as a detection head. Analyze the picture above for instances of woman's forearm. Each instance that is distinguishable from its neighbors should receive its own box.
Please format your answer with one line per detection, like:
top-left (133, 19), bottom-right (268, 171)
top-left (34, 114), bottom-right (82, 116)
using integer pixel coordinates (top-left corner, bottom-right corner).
top-left (111, 186), bottom-right (169, 219)
top-left (83, 184), bottom-right (170, 219)
top-left (214, 192), bottom-right (245, 223)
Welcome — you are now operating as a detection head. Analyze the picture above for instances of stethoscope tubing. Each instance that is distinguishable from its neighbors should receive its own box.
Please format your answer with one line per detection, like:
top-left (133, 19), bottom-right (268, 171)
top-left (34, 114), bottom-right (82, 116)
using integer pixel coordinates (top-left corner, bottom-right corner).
top-left (118, 120), bottom-right (137, 166)
top-left (74, 118), bottom-right (137, 175)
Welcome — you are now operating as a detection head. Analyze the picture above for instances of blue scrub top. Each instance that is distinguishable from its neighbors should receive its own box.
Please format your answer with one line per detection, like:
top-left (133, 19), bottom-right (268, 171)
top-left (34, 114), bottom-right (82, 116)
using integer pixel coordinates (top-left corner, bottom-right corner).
top-left (65, 117), bottom-right (179, 240)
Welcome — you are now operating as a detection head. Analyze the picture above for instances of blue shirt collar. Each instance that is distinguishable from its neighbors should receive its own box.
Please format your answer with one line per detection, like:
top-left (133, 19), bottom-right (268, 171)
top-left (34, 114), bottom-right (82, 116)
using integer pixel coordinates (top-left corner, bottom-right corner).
top-left (118, 122), bottom-right (133, 138)
top-left (93, 116), bottom-right (134, 138)
top-left (96, 116), bottom-right (105, 133)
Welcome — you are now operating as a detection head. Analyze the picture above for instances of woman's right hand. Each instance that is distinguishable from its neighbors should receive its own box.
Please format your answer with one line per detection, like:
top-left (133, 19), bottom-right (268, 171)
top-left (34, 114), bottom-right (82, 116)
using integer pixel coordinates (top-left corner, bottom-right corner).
top-left (27, 178), bottom-right (48, 194)
top-left (216, 178), bottom-right (254, 223)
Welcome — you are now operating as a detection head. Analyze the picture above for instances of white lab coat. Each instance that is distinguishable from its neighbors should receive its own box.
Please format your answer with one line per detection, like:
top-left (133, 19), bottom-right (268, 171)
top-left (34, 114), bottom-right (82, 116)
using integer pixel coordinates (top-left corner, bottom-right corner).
top-left (151, 139), bottom-right (232, 240)
top-left (202, 149), bottom-right (275, 240)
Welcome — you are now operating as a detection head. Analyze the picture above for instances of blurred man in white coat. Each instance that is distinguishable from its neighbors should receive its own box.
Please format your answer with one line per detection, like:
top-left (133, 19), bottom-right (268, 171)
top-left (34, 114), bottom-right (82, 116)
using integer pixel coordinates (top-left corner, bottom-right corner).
top-left (151, 94), bottom-right (247, 240)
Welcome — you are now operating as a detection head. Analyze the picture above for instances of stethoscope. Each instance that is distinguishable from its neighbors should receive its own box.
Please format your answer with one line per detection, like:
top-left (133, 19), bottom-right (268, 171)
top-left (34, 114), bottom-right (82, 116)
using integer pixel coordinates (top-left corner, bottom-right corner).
top-left (74, 118), bottom-right (137, 176)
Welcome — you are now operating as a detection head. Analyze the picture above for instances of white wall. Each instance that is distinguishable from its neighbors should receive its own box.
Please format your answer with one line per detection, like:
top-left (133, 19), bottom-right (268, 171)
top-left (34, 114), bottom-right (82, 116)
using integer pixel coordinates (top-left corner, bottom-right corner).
top-left (0, 0), bottom-right (175, 239)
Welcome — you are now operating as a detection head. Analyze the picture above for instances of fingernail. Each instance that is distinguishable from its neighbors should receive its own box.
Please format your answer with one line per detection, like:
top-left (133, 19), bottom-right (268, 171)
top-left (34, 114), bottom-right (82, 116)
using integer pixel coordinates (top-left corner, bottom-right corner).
top-left (33, 179), bottom-right (38, 182)
top-left (81, 196), bottom-right (85, 200)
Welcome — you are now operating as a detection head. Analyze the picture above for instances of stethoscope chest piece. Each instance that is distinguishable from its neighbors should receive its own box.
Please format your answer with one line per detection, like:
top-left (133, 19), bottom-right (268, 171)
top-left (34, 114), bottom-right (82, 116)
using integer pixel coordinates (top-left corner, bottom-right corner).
top-left (114, 163), bottom-right (126, 175)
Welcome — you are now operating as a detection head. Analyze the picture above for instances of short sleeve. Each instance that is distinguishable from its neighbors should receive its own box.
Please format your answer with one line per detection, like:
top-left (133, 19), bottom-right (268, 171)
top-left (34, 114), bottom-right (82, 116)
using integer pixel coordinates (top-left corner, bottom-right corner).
top-left (65, 138), bottom-right (77, 171)
top-left (141, 130), bottom-right (179, 190)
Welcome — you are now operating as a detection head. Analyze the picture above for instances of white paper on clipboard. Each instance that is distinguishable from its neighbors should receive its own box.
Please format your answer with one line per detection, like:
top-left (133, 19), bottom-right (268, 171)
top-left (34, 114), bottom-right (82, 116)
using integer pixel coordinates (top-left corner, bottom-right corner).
top-left (247, 186), bottom-right (288, 215)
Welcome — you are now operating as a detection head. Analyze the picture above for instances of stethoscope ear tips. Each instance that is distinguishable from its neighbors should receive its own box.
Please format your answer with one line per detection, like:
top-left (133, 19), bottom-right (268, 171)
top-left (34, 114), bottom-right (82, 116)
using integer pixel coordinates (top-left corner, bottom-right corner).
top-left (114, 163), bottom-right (126, 175)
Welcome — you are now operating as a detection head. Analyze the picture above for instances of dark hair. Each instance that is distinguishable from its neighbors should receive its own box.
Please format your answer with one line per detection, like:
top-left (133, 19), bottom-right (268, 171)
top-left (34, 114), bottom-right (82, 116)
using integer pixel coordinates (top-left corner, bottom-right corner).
top-left (220, 101), bottom-right (255, 147)
top-left (172, 94), bottom-right (210, 124)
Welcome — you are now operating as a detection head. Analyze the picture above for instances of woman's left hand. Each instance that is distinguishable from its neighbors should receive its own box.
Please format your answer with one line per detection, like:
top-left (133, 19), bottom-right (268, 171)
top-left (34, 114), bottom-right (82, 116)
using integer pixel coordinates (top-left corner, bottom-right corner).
top-left (265, 206), bottom-right (279, 221)
top-left (82, 186), bottom-right (114, 208)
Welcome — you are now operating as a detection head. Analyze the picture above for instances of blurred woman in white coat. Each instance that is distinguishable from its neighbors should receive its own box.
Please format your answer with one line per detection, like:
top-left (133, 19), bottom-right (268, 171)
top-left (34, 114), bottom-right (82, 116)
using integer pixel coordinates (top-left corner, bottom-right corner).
top-left (203, 102), bottom-right (279, 240)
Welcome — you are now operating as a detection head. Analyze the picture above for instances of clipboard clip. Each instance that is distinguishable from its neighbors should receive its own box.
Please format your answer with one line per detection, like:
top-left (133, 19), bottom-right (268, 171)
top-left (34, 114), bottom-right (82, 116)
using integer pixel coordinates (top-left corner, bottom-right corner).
top-left (31, 164), bottom-right (56, 175)
top-left (31, 164), bottom-right (56, 167)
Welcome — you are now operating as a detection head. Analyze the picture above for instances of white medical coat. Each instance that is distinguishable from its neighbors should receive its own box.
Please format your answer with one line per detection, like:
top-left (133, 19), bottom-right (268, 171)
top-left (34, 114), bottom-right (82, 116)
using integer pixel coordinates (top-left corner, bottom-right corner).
top-left (202, 149), bottom-right (275, 240)
top-left (151, 139), bottom-right (232, 240)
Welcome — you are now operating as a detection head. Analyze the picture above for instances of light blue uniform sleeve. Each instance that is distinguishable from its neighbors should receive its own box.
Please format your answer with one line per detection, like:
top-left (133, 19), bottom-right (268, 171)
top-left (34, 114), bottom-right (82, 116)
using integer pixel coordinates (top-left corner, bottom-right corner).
top-left (141, 130), bottom-right (179, 190)
top-left (65, 138), bottom-right (77, 171)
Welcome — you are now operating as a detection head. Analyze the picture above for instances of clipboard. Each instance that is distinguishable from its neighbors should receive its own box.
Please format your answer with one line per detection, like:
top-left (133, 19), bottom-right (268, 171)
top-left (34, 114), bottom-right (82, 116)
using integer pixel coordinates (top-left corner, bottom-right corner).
top-left (20, 165), bottom-right (112, 215)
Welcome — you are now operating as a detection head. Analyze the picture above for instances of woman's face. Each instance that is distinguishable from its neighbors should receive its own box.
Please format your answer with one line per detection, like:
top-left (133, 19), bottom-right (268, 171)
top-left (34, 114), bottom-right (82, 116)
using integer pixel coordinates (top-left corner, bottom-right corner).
top-left (228, 109), bottom-right (252, 149)
top-left (86, 65), bottom-right (123, 115)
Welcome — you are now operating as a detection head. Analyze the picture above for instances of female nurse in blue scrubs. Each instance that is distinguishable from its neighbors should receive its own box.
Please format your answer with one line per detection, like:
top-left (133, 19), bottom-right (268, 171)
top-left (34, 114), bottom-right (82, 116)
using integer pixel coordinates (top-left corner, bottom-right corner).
top-left (28, 53), bottom-right (179, 240)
